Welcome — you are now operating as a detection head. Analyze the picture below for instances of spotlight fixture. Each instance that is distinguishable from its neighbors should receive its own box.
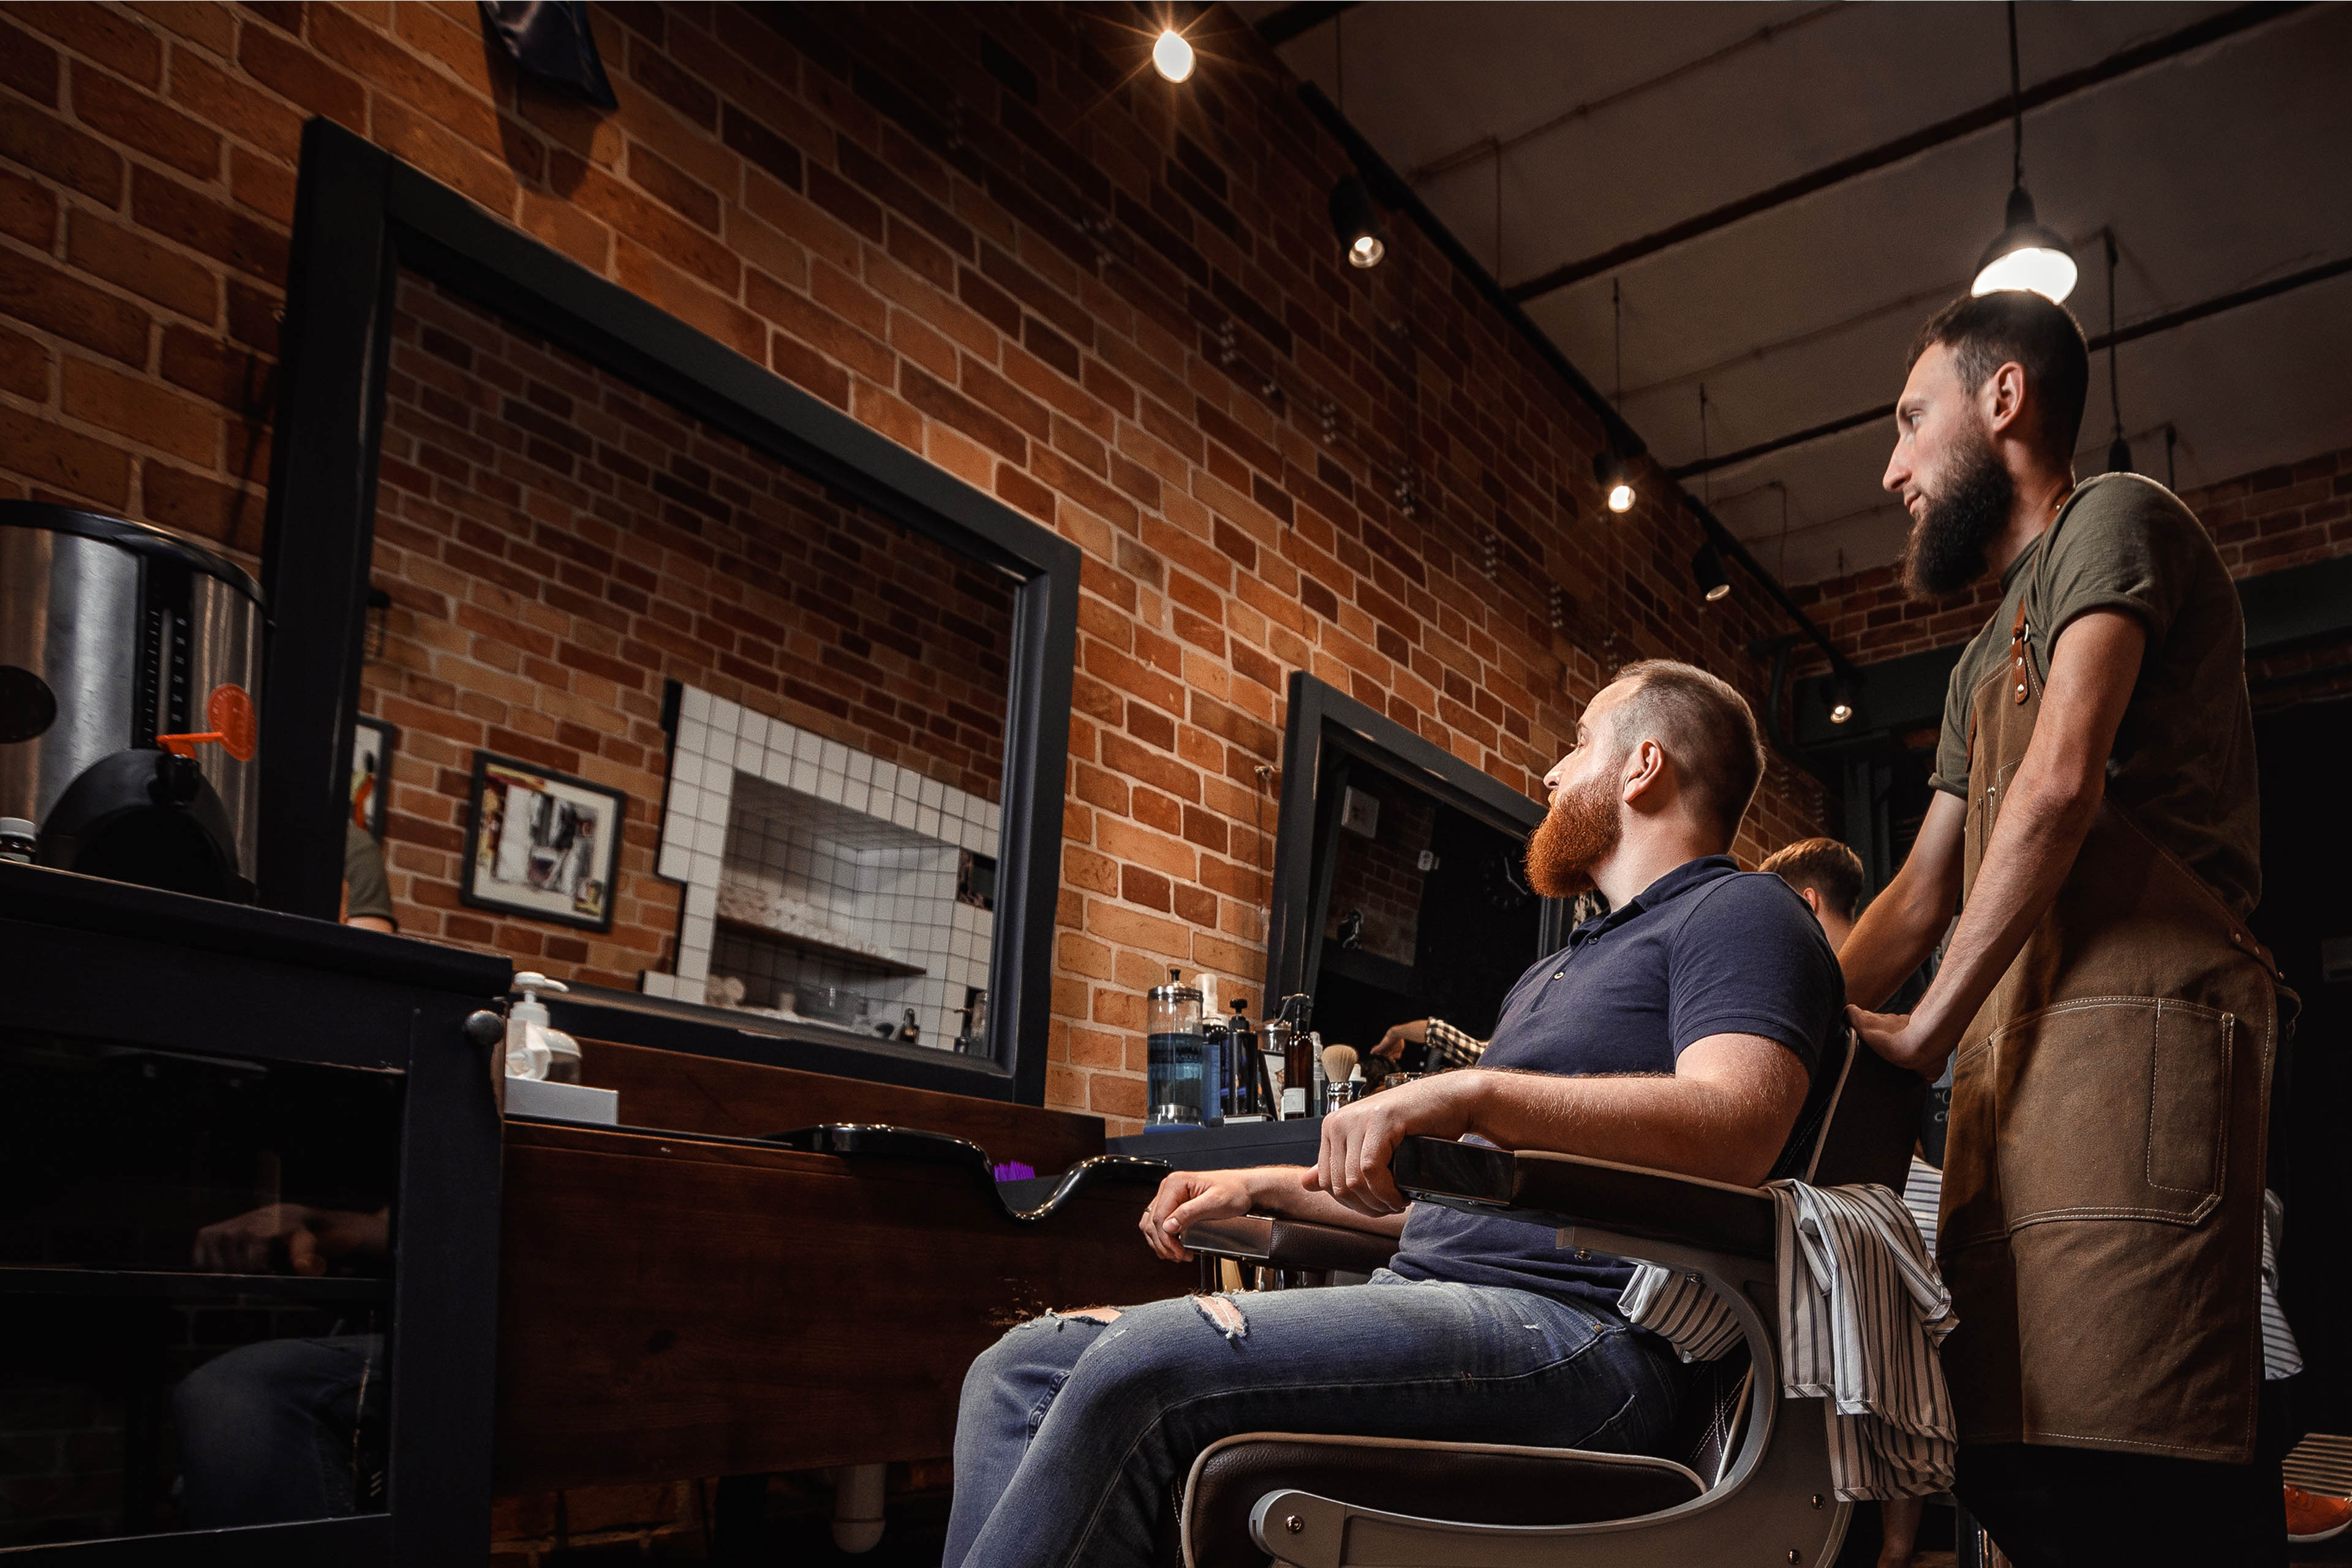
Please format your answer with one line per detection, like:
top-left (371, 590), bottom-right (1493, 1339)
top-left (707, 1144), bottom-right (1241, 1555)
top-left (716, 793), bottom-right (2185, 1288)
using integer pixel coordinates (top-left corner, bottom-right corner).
top-left (1691, 540), bottom-right (1731, 603)
top-left (1328, 174), bottom-right (1385, 268)
top-left (1826, 675), bottom-right (1857, 726)
top-left (1151, 27), bottom-right (1194, 83)
top-left (1592, 451), bottom-right (1635, 514)
top-left (1971, 4), bottom-right (2075, 304)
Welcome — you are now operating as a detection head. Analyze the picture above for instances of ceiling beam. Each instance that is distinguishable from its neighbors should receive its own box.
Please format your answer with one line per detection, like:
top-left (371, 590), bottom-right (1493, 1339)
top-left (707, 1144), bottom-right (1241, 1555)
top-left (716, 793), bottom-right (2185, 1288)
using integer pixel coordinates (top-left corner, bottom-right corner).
top-left (1250, 2), bottom-right (1357, 48)
top-left (1506, 2), bottom-right (2307, 306)
top-left (1667, 250), bottom-right (2352, 480)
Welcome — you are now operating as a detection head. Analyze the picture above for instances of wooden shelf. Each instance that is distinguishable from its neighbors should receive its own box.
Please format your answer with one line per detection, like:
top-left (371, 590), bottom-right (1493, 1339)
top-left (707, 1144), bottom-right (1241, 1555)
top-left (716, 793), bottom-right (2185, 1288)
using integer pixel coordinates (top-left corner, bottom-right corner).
top-left (714, 914), bottom-right (927, 977)
top-left (0, 1266), bottom-right (390, 1302)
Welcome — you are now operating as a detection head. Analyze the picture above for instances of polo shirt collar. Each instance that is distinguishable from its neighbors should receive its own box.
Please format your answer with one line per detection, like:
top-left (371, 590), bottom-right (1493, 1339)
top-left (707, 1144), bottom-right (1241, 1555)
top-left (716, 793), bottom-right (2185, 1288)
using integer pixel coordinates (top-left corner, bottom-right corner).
top-left (1567, 854), bottom-right (1741, 948)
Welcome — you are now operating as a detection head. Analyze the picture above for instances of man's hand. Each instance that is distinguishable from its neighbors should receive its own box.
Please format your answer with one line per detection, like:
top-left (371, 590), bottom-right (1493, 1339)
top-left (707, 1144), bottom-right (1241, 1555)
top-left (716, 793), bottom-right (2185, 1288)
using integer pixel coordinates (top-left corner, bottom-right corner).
top-left (1847, 1005), bottom-right (1953, 1080)
top-left (1308, 1072), bottom-right (1480, 1216)
top-left (1372, 1019), bottom-right (1428, 1062)
top-left (193, 1204), bottom-right (388, 1275)
top-left (1138, 1169), bottom-right (1263, 1262)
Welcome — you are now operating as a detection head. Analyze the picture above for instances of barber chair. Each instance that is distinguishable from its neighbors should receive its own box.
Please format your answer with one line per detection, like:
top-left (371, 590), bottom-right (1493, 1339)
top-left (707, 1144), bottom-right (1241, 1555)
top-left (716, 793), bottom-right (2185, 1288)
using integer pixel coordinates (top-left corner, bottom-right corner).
top-left (1177, 1031), bottom-right (1922, 1568)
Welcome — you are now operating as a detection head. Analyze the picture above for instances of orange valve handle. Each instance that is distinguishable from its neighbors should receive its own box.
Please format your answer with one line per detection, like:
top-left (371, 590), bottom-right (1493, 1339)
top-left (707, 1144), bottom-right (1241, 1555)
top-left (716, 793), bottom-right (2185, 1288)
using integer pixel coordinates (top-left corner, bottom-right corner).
top-left (154, 732), bottom-right (227, 759)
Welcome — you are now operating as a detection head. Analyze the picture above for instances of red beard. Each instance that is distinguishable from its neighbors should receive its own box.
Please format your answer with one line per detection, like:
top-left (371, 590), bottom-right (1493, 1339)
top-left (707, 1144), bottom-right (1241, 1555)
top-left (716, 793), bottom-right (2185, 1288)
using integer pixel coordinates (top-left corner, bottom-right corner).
top-left (1524, 769), bottom-right (1622, 899)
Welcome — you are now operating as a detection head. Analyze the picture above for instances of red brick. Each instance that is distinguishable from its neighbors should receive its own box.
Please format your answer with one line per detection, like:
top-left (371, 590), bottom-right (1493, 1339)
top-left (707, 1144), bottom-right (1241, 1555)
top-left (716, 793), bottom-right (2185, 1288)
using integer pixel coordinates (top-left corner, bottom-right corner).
top-left (0, 166), bottom-right (55, 247)
top-left (72, 61), bottom-right (221, 179)
top-left (62, 353), bottom-right (216, 462)
top-left (143, 461), bottom-right (254, 548)
top-left (0, 94), bottom-right (124, 203)
top-left (0, 323), bottom-right (47, 399)
top-left (0, 402), bottom-right (132, 506)
top-left (130, 166), bottom-right (287, 281)
top-left (238, 19), bottom-right (365, 129)
top-left (67, 209), bottom-right (216, 322)
top-left (9, 1), bottom-right (162, 88)
top-left (0, 13), bottom-right (60, 107)
top-left (169, 47), bottom-right (304, 161)
top-left (0, 248), bottom-right (152, 364)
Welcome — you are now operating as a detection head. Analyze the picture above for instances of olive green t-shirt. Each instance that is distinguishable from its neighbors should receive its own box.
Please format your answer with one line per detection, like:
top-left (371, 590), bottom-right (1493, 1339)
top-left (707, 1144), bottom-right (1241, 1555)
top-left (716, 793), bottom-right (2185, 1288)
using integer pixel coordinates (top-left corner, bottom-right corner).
top-left (1931, 472), bottom-right (2260, 919)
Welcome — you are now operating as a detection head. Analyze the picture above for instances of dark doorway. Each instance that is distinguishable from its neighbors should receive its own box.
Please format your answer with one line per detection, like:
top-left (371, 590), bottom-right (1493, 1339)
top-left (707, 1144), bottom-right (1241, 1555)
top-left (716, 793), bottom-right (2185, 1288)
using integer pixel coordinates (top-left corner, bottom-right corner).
top-left (2252, 693), bottom-right (2352, 1438)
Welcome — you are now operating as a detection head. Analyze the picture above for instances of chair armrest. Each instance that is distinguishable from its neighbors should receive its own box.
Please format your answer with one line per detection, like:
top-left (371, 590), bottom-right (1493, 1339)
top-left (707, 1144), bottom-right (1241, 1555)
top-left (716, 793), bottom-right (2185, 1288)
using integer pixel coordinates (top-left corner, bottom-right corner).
top-left (1181, 1215), bottom-right (1397, 1275)
top-left (1391, 1137), bottom-right (1776, 1261)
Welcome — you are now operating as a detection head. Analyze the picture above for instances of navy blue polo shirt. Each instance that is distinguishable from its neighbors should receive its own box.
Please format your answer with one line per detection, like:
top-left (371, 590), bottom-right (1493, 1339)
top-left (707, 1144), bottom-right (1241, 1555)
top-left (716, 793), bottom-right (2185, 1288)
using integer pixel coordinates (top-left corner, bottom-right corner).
top-left (1388, 854), bottom-right (1844, 1319)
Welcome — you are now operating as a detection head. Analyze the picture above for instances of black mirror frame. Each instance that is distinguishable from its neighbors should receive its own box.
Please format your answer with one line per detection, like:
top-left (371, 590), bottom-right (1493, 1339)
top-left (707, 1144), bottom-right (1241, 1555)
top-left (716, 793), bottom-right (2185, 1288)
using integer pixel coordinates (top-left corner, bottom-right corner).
top-left (258, 120), bottom-right (1077, 1105)
top-left (1264, 671), bottom-right (1569, 1011)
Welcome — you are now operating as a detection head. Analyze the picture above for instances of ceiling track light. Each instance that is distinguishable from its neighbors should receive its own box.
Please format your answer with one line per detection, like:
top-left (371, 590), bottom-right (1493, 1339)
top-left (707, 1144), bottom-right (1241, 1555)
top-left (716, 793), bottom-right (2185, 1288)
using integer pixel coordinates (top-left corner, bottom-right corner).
top-left (1151, 26), bottom-right (1195, 83)
top-left (1328, 173), bottom-right (1385, 268)
top-left (1593, 450), bottom-right (1635, 514)
top-left (1826, 674), bottom-right (1858, 726)
top-left (1972, 3), bottom-right (2075, 303)
top-left (1691, 539), bottom-right (1732, 603)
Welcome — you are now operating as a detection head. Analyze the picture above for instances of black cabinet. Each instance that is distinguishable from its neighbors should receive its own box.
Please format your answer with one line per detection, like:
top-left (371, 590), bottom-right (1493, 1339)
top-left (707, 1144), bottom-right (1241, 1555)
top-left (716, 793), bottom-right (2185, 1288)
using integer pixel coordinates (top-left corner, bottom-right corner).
top-left (0, 862), bottom-right (507, 1564)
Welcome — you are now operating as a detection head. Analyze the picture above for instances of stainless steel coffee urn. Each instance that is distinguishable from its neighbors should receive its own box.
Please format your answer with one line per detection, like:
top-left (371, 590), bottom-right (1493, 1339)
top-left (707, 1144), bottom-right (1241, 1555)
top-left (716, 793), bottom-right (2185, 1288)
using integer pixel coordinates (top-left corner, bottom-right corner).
top-left (0, 502), bottom-right (263, 900)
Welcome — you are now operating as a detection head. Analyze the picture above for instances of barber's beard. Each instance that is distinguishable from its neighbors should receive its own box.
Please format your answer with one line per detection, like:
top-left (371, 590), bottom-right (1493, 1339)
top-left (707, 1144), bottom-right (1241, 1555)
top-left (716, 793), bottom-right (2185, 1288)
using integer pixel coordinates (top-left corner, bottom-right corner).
top-left (1525, 770), bottom-right (1623, 899)
top-left (1901, 429), bottom-right (2014, 599)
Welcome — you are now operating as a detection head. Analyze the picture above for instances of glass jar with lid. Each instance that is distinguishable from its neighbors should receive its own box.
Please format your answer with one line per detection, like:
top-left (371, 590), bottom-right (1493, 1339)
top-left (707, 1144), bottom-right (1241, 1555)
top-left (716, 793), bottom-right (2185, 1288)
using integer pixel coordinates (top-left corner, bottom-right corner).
top-left (1144, 968), bottom-right (1204, 1126)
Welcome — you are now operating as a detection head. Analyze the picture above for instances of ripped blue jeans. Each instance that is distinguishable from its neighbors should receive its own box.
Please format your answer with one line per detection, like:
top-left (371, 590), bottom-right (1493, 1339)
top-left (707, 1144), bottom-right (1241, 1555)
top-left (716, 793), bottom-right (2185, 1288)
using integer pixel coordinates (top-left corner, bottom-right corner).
top-left (944, 1269), bottom-right (1688, 1568)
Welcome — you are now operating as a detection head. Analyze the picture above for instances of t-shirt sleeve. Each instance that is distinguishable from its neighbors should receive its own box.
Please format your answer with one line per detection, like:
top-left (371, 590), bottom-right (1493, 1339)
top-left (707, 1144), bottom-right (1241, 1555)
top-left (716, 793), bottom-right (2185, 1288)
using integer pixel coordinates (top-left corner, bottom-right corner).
top-left (1665, 876), bottom-right (1843, 1072)
top-left (1929, 643), bottom-right (1975, 799)
top-left (2037, 476), bottom-right (2197, 652)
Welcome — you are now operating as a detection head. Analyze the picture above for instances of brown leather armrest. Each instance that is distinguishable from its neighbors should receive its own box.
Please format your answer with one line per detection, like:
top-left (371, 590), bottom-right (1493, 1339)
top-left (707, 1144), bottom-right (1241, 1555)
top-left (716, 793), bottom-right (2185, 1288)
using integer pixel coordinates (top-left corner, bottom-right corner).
top-left (1392, 1137), bottom-right (1776, 1260)
top-left (1180, 1214), bottom-right (1397, 1275)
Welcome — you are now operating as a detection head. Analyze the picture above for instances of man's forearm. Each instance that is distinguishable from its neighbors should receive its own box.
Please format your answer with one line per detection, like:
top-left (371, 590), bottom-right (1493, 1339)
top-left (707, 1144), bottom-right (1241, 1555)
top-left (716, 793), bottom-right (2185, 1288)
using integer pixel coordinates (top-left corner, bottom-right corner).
top-left (1902, 769), bottom-right (2098, 1066)
top-left (1840, 795), bottom-right (1964, 1010)
top-left (1246, 1167), bottom-right (1412, 1235)
top-left (1458, 1067), bottom-right (1793, 1187)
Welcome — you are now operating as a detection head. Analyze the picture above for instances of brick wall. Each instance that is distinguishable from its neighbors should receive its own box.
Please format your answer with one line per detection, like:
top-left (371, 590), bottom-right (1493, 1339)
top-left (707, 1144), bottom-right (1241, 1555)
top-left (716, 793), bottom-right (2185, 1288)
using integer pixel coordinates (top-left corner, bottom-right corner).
top-left (368, 274), bottom-right (1013, 984)
top-left (1, 0), bottom-right (1830, 1131)
top-left (1791, 444), bottom-right (2352, 674)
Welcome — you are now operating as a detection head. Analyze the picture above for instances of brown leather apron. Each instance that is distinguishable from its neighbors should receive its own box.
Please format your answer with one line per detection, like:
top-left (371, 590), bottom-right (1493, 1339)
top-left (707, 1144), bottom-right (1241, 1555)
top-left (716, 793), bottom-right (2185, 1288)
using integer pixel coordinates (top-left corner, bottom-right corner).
top-left (1937, 526), bottom-right (2282, 1463)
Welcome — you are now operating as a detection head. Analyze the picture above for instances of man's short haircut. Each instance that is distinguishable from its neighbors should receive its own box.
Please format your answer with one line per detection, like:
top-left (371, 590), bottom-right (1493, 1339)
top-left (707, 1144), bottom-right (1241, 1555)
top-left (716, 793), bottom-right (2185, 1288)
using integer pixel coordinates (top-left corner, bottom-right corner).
top-left (1909, 292), bottom-right (2090, 462)
top-left (1606, 660), bottom-right (1764, 846)
top-left (1761, 837), bottom-right (1865, 922)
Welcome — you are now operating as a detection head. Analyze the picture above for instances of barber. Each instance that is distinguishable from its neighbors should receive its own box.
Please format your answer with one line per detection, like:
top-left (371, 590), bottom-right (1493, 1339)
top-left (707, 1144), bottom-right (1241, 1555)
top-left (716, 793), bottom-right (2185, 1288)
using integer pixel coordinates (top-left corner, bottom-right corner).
top-left (1838, 292), bottom-right (2287, 1565)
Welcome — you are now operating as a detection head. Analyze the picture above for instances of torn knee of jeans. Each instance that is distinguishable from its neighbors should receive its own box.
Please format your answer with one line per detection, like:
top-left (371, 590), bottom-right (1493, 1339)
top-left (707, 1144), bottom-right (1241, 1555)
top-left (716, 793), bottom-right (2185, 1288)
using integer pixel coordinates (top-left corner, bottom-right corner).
top-left (1190, 1293), bottom-right (1247, 1341)
top-left (1041, 1305), bottom-right (1121, 1329)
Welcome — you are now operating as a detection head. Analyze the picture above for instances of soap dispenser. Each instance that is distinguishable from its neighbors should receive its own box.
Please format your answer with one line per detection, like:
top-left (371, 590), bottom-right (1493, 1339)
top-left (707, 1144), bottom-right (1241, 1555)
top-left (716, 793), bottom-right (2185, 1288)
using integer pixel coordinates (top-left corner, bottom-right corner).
top-left (506, 972), bottom-right (575, 1082)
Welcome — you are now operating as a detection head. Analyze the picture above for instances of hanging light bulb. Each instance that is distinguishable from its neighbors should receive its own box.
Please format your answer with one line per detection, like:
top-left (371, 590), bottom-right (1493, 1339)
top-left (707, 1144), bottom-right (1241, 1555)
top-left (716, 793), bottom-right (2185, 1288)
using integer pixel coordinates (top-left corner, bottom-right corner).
top-left (1971, 4), bottom-right (2075, 304)
top-left (1151, 27), bottom-right (1195, 83)
top-left (1973, 184), bottom-right (2076, 303)
top-left (1593, 451), bottom-right (1635, 514)
top-left (1691, 540), bottom-right (1732, 603)
top-left (1826, 675), bottom-right (1857, 726)
top-left (1328, 175), bottom-right (1384, 268)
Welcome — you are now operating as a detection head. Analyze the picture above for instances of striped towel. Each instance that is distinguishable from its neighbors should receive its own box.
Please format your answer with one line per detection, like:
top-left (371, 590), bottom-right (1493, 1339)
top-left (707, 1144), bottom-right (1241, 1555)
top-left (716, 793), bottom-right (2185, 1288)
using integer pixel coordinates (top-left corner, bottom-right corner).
top-left (1619, 1179), bottom-right (1955, 1501)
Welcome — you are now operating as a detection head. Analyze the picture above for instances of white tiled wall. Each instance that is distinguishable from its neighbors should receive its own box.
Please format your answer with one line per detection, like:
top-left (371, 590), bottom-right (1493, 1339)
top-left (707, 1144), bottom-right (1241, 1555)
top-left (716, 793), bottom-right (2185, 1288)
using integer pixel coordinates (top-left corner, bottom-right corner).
top-left (645, 685), bottom-right (1000, 1050)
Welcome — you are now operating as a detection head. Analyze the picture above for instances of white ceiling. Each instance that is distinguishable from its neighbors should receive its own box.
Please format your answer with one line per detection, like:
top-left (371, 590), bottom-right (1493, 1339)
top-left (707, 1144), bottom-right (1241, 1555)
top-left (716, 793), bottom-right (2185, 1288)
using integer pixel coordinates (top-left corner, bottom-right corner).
top-left (1240, 2), bottom-right (2352, 586)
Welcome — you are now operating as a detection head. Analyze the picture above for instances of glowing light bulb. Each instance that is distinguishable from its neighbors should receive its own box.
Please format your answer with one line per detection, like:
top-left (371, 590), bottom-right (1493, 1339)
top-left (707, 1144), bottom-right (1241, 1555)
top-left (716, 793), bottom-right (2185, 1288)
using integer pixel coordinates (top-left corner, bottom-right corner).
top-left (1348, 233), bottom-right (1384, 269)
top-left (1972, 245), bottom-right (2077, 303)
top-left (1606, 482), bottom-right (1635, 514)
top-left (1829, 699), bottom-right (1854, 725)
top-left (1152, 28), bottom-right (1194, 83)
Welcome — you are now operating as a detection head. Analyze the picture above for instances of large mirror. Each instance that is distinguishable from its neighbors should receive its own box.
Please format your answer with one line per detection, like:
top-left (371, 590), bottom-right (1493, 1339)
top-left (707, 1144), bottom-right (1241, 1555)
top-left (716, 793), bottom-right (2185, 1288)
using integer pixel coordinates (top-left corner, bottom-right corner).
top-left (258, 124), bottom-right (1077, 1101)
top-left (1264, 674), bottom-right (1568, 1064)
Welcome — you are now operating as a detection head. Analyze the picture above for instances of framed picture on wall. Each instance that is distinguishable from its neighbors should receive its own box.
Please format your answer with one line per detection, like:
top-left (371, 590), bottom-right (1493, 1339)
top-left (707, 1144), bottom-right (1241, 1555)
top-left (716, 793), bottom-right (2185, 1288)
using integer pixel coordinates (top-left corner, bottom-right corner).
top-left (461, 751), bottom-right (625, 932)
top-left (350, 717), bottom-right (398, 841)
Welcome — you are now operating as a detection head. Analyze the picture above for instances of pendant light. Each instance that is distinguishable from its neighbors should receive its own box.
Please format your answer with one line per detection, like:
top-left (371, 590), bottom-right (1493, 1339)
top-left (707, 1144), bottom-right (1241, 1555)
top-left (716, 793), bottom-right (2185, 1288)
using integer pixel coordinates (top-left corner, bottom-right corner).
top-left (2102, 230), bottom-right (2132, 473)
top-left (1329, 175), bottom-right (1385, 268)
top-left (1595, 279), bottom-right (1635, 513)
top-left (1827, 674), bottom-right (1857, 726)
top-left (1972, 3), bottom-right (2075, 303)
top-left (1151, 28), bottom-right (1195, 83)
top-left (1691, 540), bottom-right (1731, 603)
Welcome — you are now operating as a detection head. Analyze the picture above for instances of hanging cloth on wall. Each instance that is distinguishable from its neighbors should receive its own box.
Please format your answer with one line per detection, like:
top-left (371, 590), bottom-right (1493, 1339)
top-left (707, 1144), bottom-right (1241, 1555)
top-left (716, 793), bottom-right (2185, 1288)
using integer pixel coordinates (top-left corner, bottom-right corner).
top-left (479, 1), bottom-right (618, 110)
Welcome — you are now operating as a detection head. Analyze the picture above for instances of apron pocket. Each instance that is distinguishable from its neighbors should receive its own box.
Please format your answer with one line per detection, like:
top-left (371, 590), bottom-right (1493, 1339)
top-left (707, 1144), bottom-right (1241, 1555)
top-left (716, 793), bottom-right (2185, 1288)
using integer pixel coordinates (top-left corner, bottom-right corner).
top-left (1989, 997), bottom-right (2232, 1228)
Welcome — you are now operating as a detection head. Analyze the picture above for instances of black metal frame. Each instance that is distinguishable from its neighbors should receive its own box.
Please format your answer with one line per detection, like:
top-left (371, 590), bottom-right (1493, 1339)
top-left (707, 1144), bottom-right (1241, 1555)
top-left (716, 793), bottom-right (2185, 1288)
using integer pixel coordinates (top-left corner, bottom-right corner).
top-left (258, 120), bottom-right (1079, 1106)
top-left (352, 716), bottom-right (396, 843)
top-left (456, 750), bottom-right (625, 934)
top-left (1262, 672), bottom-right (1567, 1010)
top-left (0, 860), bottom-right (508, 1566)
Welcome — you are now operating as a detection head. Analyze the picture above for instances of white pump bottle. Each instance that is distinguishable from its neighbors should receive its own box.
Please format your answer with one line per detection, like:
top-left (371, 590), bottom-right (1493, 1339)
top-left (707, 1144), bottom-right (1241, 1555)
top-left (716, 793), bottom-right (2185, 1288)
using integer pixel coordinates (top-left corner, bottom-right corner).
top-left (505, 972), bottom-right (574, 1082)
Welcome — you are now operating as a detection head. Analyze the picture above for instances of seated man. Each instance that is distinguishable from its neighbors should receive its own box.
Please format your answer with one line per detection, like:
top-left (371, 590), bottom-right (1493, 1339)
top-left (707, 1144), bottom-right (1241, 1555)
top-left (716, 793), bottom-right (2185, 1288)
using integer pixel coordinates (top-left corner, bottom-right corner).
top-left (945, 659), bottom-right (1846, 1568)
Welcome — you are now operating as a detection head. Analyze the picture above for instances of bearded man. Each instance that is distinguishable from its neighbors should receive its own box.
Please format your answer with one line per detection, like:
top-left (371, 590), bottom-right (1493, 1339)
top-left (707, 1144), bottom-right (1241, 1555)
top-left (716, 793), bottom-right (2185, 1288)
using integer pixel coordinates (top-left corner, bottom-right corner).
top-left (1839, 290), bottom-right (2286, 1565)
top-left (943, 659), bottom-right (1845, 1568)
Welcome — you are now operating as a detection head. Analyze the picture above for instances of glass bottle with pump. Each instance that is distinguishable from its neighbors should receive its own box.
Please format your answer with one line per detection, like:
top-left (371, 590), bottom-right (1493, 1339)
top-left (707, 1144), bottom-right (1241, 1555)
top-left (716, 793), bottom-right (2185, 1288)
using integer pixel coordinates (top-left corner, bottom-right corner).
top-left (1145, 969), bottom-right (1205, 1126)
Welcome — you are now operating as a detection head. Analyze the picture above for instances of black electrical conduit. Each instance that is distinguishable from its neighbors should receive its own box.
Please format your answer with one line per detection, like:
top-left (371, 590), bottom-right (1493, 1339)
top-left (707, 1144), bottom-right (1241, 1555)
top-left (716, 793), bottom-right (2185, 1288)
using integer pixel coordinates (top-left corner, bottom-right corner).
top-left (1670, 250), bottom-right (2352, 481)
top-left (1294, 83), bottom-right (1858, 682)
